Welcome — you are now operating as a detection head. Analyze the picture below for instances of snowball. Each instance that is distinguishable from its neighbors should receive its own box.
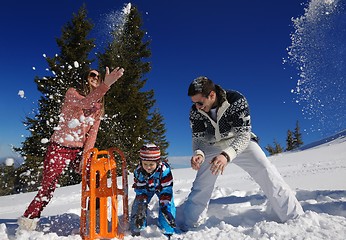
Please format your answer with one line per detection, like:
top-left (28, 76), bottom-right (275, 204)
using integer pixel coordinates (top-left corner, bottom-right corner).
top-left (123, 3), bottom-right (131, 15)
top-left (65, 134), bottom-right (74, 141)
top-left (84, 117), bottom-right (95, 125)
top-left (79, 115), bottom-right (85, 123)
top-left (74, 61), bottom-right (79, 68)
top-left (5, 158), bottom-right (14, 166)
top-left (68, 119), bottom-right (81, 129)
top-left (18, 90), bottom-right (25, 98)
top-left (41, 138), bottom-right (49, 144)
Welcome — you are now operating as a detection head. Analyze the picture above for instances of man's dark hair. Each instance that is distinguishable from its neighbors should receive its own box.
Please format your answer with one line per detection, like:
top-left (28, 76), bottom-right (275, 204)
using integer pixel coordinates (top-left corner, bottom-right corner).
top-left (188, 76), bottom-right (216, 97)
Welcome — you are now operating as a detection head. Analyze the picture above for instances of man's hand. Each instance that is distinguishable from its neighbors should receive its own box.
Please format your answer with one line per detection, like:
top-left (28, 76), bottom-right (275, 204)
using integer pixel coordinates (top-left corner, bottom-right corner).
top-left (210, 154), bottom-right (228, 175)
top-left (104, 66), bottom-right (125, 87)
top-left (191, 154), bottom-right (204, 170)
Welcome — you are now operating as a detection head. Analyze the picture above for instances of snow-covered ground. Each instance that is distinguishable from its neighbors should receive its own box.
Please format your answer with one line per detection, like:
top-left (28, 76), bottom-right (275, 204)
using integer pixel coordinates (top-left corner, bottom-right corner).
top-left (1, 134), bottom-right (346, 239)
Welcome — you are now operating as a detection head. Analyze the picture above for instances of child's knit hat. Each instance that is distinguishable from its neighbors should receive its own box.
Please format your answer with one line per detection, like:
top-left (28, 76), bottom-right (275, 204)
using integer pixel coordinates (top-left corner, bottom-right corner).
top-left (140, 143), bottom-right (161, 161)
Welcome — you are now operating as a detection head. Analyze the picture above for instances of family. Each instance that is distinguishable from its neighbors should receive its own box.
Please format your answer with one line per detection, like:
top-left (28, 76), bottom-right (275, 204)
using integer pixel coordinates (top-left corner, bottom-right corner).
top-left (17, 67), bottom-right (304, 238)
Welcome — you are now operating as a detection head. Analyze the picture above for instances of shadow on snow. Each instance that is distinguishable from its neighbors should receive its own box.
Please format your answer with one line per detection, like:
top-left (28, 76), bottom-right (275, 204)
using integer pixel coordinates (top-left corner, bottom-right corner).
top-left (1, 190), bottom-right (345, 236)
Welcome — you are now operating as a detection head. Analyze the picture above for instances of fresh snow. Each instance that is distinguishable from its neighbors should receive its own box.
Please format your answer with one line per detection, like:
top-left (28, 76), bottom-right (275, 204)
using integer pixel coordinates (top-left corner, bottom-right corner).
top-left (0, 134), bottom-right (345, 239)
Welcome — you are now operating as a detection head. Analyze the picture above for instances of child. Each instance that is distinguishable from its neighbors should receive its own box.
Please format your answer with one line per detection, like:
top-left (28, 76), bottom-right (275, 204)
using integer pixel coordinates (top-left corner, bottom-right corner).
top-left (130, 143), bottom-right (176, 238)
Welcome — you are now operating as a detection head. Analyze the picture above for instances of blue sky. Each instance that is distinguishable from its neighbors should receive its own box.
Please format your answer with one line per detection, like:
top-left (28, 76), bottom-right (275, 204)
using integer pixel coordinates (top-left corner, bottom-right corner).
top-left (1, 0), bottom-right (334, 161)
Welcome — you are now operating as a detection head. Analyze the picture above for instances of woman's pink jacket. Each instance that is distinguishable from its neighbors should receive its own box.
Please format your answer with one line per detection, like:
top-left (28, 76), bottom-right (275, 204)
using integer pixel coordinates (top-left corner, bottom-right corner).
top-left (50, 83), bottom-right (109, 153)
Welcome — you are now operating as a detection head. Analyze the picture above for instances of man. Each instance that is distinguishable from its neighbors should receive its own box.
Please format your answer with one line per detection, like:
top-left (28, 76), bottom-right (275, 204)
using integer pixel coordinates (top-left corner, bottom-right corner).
top-left (183, 76), bottom-right (304, 229)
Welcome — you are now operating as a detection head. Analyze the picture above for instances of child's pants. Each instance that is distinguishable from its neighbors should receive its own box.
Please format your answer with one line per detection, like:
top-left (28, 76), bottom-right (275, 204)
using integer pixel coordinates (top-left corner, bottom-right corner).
top-left (183, 141), bottom-right (304, 227)
top-left (130, 193), bottom-right (176, 234)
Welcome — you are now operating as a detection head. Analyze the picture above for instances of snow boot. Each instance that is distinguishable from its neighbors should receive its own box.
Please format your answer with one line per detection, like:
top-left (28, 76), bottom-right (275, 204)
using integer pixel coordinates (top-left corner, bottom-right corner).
top-left (164, 233), bottom-right (172, 240)
top-left (17, 216), bottom-right (38, 231)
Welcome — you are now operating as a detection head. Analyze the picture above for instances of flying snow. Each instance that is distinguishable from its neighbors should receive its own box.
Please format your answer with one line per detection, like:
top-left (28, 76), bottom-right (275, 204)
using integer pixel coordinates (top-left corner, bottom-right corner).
top-left (95, 2), bottom-right (132, 49)
top-left (5, 158), bottom-right (14, 166)
top-left (287, 0), bottom-right (346, 137)
top-left (68, 119), bottom-right (81, 129)
top-left (73, 61), bottom-right (79, 68)
top-left (18, 90), bottom-right (25, 98)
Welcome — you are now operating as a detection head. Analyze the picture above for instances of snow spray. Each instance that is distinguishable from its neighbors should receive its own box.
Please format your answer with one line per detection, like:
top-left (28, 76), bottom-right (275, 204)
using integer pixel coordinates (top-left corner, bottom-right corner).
top-left (95, 3), bottom-right (131, 49)
top-left (287, 0), bottom-right (346, 136)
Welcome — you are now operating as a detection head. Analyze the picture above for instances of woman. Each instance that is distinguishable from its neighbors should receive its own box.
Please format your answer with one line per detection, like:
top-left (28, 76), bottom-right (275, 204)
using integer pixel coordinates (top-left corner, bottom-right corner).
top-left (17, 66), bottom-right (124, 231)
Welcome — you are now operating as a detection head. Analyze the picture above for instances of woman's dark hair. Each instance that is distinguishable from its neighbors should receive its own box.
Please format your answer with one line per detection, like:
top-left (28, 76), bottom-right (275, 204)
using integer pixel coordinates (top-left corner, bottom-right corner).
top-left (188, 76), bottom-right (216, 97)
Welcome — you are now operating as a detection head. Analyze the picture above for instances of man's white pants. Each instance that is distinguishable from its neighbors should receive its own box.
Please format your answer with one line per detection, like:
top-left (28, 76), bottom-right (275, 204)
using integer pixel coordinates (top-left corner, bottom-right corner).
top-left (183, 141), bottom-right (304, 227)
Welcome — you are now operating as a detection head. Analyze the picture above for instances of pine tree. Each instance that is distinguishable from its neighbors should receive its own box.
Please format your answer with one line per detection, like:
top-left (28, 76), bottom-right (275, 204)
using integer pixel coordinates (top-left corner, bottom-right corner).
top-left (274, 140), bottom-right (284, 153)
top-left (265, 139), bottom-right (283, 156)
top-left (265, 144), bottom-right (275, 156)
top-left (0, 162), bottom-right (15, 196)
top-left (14, 5), bottom-right (95, 192)
top-left (286, 129), bottom-right (295, 151)
top-left (146, 109), bottom-right (169, 159)
top-left (293, 120), bottom-right (304, 149)
top-left (96, 4), bottom-right (169, 172)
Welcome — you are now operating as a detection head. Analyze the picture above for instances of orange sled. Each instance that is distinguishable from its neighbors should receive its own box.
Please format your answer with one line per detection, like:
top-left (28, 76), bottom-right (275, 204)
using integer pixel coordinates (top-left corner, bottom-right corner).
top-left (80, 148), bottom-right (129, 240)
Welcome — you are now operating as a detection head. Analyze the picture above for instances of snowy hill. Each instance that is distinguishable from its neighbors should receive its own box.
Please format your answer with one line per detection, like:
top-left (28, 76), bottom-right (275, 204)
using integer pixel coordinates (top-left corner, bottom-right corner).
top-left (299, 129), bottom-right (346, 150)
top-left (0, 136), bottom-right (346, 239)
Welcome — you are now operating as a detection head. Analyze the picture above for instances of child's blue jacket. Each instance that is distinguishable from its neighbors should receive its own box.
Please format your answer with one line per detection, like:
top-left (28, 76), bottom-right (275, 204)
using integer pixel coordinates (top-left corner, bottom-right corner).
top-left (132, 161), bottom-right (174, 207)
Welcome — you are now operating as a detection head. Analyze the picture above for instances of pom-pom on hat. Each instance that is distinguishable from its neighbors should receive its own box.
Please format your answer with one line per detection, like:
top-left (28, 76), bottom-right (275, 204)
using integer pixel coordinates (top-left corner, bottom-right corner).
top-left (140, 143), bottom-right (161, 161)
